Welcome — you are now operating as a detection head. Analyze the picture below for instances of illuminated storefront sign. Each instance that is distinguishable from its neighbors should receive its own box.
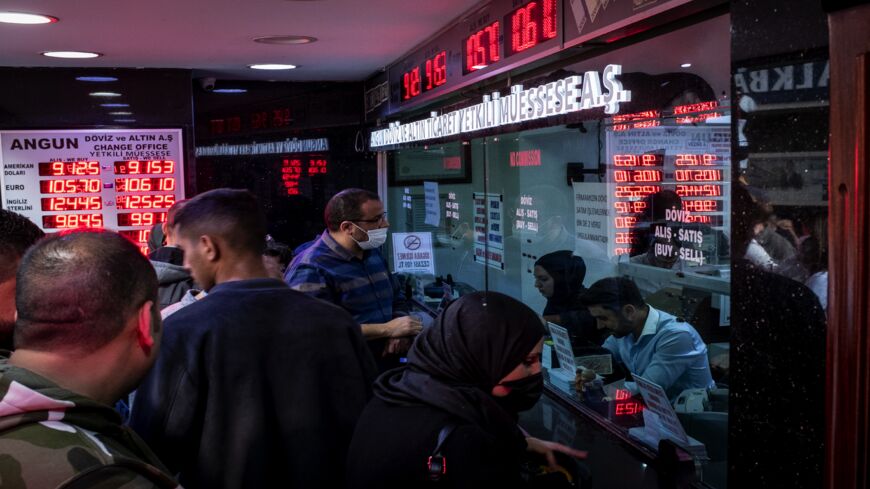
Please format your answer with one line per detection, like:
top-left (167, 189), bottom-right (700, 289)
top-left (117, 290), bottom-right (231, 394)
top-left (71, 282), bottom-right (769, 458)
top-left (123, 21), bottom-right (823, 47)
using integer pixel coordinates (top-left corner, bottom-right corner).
top-left (370, 64), bottom-right (631, 148)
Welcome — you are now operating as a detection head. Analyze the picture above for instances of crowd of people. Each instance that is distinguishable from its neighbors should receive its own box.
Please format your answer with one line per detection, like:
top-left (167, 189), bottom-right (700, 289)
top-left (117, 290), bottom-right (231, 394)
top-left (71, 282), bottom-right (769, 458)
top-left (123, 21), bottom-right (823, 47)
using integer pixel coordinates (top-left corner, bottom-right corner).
top-left (0, 188), bottom-right (591, 488)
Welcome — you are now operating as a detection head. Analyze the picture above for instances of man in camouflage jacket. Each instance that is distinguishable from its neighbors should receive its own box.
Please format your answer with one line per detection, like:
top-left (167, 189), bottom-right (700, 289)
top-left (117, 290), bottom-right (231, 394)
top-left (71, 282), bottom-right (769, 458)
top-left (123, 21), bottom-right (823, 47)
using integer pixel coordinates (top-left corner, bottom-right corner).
top-left (0, 230), bottom-right (178, 488)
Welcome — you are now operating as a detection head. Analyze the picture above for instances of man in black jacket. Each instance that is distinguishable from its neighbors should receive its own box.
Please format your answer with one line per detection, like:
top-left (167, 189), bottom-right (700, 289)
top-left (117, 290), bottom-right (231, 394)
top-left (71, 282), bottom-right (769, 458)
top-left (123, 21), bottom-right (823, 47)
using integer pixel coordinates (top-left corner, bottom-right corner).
top-left (130, 188), bottom-right (377, 489)
top-left (0, 210), bottom-right (43, 351)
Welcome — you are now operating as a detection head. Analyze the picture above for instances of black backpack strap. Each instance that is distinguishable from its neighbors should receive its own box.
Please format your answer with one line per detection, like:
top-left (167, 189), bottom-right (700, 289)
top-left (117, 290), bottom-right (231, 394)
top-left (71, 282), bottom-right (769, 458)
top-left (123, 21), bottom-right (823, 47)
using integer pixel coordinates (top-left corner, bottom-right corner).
top-left (57, 457), bottom-right (179, 489)
top-left (428, 422), bottom-right (458, 481)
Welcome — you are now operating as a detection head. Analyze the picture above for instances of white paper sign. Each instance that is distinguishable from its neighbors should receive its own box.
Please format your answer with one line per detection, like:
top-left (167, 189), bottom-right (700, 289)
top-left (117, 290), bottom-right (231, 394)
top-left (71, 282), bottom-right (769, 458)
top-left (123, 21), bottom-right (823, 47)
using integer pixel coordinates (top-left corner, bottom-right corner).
top-left (391, 232), bottom-right (435, 276)
top-left (632, 375), bottom-right (689, 443)
top-left (423, 181), bottom-right (440, 226)
top-left (547, 322), bottom-right (576, 382)
top-left (472, 192), bottom-right (504, 270)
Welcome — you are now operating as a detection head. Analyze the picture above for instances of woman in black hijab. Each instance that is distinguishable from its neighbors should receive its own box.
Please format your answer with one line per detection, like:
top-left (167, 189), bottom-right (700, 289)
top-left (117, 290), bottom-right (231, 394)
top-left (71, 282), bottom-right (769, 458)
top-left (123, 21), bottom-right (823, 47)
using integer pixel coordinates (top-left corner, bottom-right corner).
top-left (346, 291), bottom-right (585, 488)
top-left (534, 251), bottom-right (607, 349)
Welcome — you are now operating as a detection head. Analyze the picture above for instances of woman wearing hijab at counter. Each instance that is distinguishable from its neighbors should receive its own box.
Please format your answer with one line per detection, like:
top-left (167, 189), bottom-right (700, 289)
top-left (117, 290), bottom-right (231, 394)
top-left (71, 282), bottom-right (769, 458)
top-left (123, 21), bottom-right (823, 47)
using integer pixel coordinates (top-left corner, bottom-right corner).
top-left (346, 291), bottom-right (586, 489)
top-left (534, 251), bottom-right (608, 349)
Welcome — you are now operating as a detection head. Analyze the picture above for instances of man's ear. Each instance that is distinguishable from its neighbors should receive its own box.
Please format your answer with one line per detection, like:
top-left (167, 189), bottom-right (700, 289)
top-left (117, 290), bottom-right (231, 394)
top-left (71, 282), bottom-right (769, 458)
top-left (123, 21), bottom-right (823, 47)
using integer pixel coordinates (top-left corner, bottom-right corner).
top-left (201, 235), bottom-right (220, 262)
top-left (338, 221), bottom-right (354, 234)
top-left (135, 300), bottom-right (157, 353)
top-left (621, 304), bottom-right (636, 321)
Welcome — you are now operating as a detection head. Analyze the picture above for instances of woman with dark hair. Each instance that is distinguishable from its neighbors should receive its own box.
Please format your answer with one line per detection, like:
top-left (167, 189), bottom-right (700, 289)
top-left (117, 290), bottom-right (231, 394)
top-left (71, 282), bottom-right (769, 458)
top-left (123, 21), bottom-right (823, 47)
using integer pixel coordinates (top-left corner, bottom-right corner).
top-left (346, 291), bottom-right (586, 488)
top-left (534, 251), bottom-right (608, 349)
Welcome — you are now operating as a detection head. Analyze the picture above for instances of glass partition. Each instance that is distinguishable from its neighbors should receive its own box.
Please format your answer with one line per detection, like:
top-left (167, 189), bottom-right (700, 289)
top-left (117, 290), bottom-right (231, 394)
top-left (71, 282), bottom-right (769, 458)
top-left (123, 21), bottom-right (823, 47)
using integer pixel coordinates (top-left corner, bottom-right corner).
top-left (385, 13), bottom-right (732, 488)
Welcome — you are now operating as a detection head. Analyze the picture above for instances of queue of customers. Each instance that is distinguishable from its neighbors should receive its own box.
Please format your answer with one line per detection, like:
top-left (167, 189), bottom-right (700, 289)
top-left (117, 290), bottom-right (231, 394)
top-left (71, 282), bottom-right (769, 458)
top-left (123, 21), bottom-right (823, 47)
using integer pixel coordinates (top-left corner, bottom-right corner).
top-left (0, 187), bottom-right (715, 488)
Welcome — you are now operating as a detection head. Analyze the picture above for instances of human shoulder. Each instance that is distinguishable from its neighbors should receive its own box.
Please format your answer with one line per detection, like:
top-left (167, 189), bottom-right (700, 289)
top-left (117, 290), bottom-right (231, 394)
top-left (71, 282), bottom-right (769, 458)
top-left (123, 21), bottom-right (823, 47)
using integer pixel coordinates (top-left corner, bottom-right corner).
top-left (0, 423), bottom-right (174, 489)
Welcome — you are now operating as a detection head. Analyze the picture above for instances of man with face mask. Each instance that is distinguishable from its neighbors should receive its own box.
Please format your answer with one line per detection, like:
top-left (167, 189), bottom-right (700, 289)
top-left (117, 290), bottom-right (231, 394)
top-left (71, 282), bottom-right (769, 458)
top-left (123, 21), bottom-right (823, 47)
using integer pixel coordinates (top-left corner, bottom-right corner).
top-left (581, 277), bottom-right (715, 401)
top-left (285, 188), bottom-right (422, 371)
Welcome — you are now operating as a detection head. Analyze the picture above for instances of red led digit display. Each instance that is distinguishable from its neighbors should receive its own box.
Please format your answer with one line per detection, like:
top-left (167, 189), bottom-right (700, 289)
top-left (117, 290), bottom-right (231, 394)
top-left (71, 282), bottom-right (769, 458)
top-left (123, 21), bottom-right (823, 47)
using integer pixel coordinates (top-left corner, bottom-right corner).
top-left (612, 389), bottom-right (644, 416)
top-left (682, 200), bottom-right (721, 212)
top-left (39, 178), bottom-right (101, 194)
top-left (675, 154), bottom-right (719, 166)
top-left (38, 161), bottom-right (100, 176)
top-left (614, 201), bottom-right (648, 214)
top-left (117, 212), bottom-right (167, 227)
top-left (114, 177), bottom-right (177, 192)
top-left (40, 196), bottom-right (102, 212)
top-left (282, 158), bottom-right (303, 196)
top-left (673, 101), bottom-right (719, 115)
top-left (465, 21), bottom-right (501, 73)
top-left (676, 184), bottom-right (723, 197)
top-left (506, 0), bottom-right (558, 57)
top-left (612, 154), bottom-right (663, 167)
top-left (615, 185), bottom-right (660, 198)
top-left (119, 229), bottom-right (153, 244)
top-left (675, 169), bottom-right (723, 182)
top-left (614, 170), bottom-right (663, 183)
top-left (402, 51), bottom-right (447, 100)
top-left (42, 214), bottom-right (104, 229)
top-left (113, 160), bottom-right (175, 175)
top-left (614, 216), bottom-right (638, 228)
top-left (306, 158), bottom-right (328, 175)
top-left (615, 232), bottom-right (638, 244)
top-left (116, 194), bottom-right (176, 210)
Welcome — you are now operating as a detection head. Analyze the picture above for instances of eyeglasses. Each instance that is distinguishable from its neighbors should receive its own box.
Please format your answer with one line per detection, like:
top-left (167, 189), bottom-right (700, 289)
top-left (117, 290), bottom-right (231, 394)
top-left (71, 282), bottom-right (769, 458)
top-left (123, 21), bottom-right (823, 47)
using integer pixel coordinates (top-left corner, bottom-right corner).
top-left (354, 212), bottom-right (388, 224)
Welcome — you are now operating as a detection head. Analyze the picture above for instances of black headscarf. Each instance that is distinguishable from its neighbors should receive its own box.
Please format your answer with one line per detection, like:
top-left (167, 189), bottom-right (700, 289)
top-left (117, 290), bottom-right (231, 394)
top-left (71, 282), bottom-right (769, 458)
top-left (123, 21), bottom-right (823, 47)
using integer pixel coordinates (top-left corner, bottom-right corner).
top-left (374, 291), bottom-right (545, 443)
top-left (535, 251), bottom-right (587, 315)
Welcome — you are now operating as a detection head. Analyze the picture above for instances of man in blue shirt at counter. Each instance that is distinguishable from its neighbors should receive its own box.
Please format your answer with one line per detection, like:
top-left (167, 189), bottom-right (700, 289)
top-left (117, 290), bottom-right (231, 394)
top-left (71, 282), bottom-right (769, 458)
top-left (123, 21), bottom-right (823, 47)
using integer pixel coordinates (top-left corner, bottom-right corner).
top-left (285, 188), bottom-right (422, 371)
top-left (581, 277), bottom-right (715, 401)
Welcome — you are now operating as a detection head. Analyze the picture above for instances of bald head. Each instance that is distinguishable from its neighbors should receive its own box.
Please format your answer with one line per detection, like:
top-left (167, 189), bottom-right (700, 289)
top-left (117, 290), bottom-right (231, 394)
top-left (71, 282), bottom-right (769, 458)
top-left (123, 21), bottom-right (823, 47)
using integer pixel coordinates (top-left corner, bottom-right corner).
top-left (15, 230), bottom-right (158, 353)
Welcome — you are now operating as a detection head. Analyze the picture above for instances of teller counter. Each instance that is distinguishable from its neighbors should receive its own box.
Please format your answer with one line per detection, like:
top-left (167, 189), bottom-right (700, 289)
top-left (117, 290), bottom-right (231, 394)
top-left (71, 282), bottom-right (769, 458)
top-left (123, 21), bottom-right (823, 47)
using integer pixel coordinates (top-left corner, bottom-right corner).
top-left (519, 375), bottom-right (726, 489)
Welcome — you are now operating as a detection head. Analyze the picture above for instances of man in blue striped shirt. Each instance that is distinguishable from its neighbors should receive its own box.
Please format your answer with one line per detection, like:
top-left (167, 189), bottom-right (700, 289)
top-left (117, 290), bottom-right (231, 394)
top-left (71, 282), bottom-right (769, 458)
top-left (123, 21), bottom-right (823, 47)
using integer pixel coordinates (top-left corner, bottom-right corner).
top-left (285, 189), bottom-right (422, 370)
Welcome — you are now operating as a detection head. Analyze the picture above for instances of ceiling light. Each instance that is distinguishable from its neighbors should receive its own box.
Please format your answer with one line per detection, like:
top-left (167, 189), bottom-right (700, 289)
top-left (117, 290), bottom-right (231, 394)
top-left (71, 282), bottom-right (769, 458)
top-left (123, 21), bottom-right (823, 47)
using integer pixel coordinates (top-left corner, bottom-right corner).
top-left (43, 51), bottom-right (101, 59)
top-left (76, 76), bottom-right (118, 82)
top-left (472, 64), bottom-right (487, 70)
top-left (249, 64), bottom-right (297, 70)
top-left (681, 63), bottom-right (692, 68)
top-left (100, 103), bottom-right (129, 107)
top-left (212, 88), bottom-right (248, 93)
top-left (89, 92), bottom-right (121, 97)
top-left (254, 35), bottom-right (317, 45)
top-left (109, 111), bottom-right (132, 115)
top-left (0, 12), bottom-right (57, 24)
top-left (114, 119), bottom-right (136, 123)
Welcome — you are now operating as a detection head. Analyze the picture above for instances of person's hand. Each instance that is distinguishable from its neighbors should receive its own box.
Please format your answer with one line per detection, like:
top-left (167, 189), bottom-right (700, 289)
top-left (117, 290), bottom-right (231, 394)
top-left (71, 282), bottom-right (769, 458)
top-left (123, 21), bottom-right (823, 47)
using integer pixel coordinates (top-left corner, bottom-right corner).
top-left (776, 219), bottom-right (794, 232)
top-left (525, 437), bottom-right (588, 469)
top-left (383, 337), bottom-right (413, 356)
top-left (385, 315), bottom-right (422, 338)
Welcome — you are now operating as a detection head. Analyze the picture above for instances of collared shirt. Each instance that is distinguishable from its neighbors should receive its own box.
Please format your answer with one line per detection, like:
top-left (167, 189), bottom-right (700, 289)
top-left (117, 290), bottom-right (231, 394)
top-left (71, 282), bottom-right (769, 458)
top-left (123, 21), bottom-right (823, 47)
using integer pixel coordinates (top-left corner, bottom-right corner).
top-left (603, 306), bottom-right (715, 401)
top-left (284, 230), bottom-right (398, 324)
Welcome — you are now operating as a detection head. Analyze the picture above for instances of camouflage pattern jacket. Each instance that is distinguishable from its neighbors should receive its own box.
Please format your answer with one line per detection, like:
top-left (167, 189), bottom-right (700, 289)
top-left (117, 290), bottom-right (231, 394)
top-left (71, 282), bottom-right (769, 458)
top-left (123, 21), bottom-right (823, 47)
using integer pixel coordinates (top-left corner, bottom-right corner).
top-left (0, 358), bottom-right (179, 489)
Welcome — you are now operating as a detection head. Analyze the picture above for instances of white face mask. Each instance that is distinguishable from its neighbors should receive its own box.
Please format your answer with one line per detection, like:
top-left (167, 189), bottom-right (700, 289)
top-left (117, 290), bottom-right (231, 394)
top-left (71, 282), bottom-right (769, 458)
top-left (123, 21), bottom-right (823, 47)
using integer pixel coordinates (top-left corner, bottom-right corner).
top-left (351, 223), bottom-right (388, 250)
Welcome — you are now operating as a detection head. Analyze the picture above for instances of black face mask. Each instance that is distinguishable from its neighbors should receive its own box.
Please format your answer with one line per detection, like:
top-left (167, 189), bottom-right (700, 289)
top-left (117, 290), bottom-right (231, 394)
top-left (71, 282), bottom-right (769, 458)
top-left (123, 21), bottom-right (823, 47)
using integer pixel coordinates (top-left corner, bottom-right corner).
top-left (494, 373), bottom-right (544, 413)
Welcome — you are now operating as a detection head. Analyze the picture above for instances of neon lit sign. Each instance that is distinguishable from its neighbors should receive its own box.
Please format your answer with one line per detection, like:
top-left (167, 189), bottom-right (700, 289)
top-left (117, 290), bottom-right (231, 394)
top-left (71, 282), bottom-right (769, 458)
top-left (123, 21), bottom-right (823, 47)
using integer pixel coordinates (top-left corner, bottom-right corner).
top-left (612, 110), bottom-right (661, 131)
top-left (371, 65), bottom-right (631, 148)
